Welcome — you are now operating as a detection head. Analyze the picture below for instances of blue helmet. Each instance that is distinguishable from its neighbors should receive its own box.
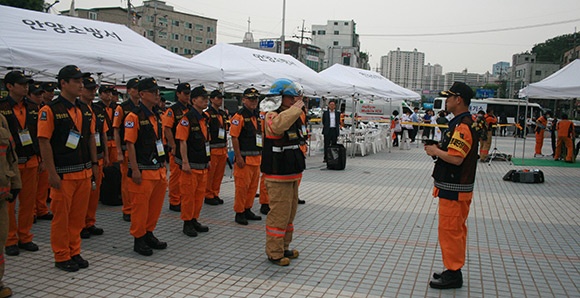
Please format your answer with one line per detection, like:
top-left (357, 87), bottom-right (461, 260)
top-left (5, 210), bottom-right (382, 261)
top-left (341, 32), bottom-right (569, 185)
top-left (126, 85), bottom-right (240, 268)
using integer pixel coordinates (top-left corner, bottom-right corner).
top-left (268, 78), bottom-right (303, 97)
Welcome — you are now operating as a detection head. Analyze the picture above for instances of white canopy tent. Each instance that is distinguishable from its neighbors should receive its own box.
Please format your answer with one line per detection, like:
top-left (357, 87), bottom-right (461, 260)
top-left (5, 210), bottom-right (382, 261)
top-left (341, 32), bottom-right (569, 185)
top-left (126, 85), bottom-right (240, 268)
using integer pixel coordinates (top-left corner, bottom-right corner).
top-left (519, 59), bottom-right (580, 99)
top-left (189, 43), bottom-right (333, 96)
top-left (0, 5), bottom-right (221, 86)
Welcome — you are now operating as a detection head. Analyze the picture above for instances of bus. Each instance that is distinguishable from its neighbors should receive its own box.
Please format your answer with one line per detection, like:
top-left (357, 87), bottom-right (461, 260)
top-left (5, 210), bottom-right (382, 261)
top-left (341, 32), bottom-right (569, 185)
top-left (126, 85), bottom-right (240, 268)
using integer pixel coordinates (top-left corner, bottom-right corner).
top-left (433, 97), bottom-right (543, 124)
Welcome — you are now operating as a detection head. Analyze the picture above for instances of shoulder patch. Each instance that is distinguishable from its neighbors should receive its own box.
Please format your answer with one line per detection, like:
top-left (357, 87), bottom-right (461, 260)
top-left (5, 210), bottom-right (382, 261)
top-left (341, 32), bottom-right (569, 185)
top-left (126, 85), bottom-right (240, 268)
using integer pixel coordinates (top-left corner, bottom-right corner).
top-left (259, 114), bottom-right (265, 120)
top-left (125, 121), bottom-right (135, 128)
top-left (180, 119), bottom-right (189, 126)
top-left (114, 111), bottom-right (120, 117)
top-left (232, 119), bottom-right (240, 126)
top-left (40, 111), bottom-right (47, 121)
top-left (168, 111), bottom-right (173, 117)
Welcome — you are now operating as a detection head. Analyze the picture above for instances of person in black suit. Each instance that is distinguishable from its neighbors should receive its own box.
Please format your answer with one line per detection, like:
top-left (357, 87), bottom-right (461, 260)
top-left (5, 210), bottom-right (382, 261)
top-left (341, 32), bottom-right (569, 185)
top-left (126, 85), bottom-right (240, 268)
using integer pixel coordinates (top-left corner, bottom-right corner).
top-left (322, 100), bottom-right (341, 162)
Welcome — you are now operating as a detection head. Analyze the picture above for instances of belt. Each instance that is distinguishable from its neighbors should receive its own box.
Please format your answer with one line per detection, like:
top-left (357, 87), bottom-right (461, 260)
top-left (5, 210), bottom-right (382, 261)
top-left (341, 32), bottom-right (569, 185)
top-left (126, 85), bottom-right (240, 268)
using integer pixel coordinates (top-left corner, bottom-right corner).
top-left (210, 143), bottom-right (227, 148)
top-left (137, 163), bottom-right (165, 170)
top-left (241, 150), bottom-right (261, 156)
top-left (97, 152), bottom-right (104, 160)
top-left (174, 157), bottom-right (209, 169)
top-left (272, 145), bottom-right (300, 153)
top-left (56, 161), bottom-right (92, 174)
top-left (434, 181), bottom-right (474, 192)
top-left (121, 144), bottom-right (127, 151)
top-left (18, 156), bottom-right (31, 164)
top-left (107, 136), bottom-right (114, 141)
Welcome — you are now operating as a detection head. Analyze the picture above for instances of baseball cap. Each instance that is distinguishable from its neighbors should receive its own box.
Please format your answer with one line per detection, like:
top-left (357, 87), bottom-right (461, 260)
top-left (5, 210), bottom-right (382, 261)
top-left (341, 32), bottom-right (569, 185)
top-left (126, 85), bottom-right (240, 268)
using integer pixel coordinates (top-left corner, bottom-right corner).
top-left (28, 82), bottom-right (44, 94)
top-left (82, 76), bottom-right (97, 89)
top-left (4, 71), bottom-right (33, 86)
top-left (126, 78), bottom-right (140, 89)
top-left (138, 77), bottom-right (159, 92)
top-left (243, 87), bottom-right (260, 99)
top-left (210, 90), bottom-right (223, 98)
top-left (190, 86), bottom-right (208, 98)
top-left (176, 83), bottom-right (191, 93)
top-left (41, 82), bottom-right (57, 92)
top-left (439, 82), bottom-right (474, 101)
top-left (57, 65), bottom-right (87, 81)
top-left (98, 85), bottom-right (112, 94)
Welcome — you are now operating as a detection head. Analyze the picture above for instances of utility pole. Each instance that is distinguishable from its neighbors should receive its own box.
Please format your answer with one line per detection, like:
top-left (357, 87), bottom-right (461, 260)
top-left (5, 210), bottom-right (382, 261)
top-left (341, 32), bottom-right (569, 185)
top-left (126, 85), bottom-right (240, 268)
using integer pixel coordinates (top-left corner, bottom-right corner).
top-left (127, 0), bottom-right (131, 27)
top-left (280, 0), bottom-right (286, 54)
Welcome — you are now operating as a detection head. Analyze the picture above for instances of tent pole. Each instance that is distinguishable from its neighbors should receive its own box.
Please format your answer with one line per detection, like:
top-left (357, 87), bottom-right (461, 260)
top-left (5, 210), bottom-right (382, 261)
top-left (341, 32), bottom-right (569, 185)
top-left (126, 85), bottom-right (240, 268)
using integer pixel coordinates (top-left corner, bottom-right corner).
top-left (521, 98), bottom-right (530, 165)
top-left (512, 97), bottom-right (521, 162)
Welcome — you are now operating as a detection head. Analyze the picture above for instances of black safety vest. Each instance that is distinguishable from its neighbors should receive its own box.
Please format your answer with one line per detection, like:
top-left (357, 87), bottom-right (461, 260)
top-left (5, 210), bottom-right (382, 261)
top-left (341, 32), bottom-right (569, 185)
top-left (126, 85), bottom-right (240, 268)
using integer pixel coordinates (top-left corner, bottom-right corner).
top-left (168, 101), bottom-right (190, 136)
top-left (260, 109), bottom-right (306, 175)
top-left (174, 109), bottom-right (210, 170)
top-left (94, 101), bottom-right (116, 141)
top-left (0, 96), bottom-right (40, 163)
top-left (235, 107), bottom-right (261, 156)
top-left (432, 112), bottom-right (479, 200)
top-left (90, 103), bottom-right (106, 158)
top-left (207, 105), bottom-right (228, 148)
top-left (118, 100), bottom-right (138, 150)
top-left (132, 106), bottom-right (166, 170)
top-left (46, 96), bottom-right (93, 174)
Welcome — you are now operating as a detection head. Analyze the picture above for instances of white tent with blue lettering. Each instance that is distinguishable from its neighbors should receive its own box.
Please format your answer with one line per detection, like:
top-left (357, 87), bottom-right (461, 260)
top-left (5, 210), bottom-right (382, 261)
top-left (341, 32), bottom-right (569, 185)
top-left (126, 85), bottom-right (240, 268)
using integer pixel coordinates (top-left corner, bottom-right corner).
top-left (0, 5), bottom-right (221, 86)
top-left (189, 43), bottom-right (333, 96)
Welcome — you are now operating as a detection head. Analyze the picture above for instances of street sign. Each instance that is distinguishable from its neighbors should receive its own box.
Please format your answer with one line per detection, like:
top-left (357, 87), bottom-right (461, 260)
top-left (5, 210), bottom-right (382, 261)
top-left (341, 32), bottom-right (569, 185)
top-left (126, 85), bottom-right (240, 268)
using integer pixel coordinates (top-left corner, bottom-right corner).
top-left (260, 40), bottom-right (275, 48)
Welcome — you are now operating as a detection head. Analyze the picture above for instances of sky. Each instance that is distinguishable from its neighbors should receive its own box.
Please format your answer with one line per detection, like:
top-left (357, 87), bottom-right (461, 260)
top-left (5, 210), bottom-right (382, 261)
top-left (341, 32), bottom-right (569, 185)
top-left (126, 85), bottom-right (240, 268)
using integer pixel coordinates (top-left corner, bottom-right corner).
top-left (49, 0), bottom-right (580, 74)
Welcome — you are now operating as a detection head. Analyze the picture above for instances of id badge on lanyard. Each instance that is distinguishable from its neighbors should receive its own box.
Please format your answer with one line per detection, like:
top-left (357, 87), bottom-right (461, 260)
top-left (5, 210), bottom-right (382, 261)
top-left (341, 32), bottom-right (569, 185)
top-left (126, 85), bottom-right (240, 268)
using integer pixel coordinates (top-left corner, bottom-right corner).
top-left (66, 130), bottom-right (81, 149)
top-left (156, 139), bottom-right (165, 156)
top-left (205, 142), bottom-right (211, 156)
top-left (301, 125), bottom-right (307, 137)
top-left (255, 134), bottom-right (263, 147)
top-left (18, 129), bottom-right (33, 146)
top-left (94, 133), bottom-right (101, 147)
top-left (218, 128), bottom-right (225, 139)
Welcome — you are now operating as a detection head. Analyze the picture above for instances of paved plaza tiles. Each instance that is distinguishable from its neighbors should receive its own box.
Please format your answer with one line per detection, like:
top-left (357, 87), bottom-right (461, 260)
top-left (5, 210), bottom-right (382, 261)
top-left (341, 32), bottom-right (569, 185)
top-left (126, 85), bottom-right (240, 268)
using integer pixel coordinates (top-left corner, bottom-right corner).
top-left (3, 136), bottom-right (579, 297)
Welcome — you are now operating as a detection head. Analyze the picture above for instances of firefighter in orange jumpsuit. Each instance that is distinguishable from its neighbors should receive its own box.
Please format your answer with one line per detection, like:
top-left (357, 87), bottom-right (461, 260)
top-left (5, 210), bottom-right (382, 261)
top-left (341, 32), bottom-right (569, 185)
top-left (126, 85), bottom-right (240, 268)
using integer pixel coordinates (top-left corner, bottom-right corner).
top-left (79, 76), bottom-right (108, 239)
top-left (230, 88), bottom-right (263, 225)
top-left (38, 65), bottom-right (99, 272)
top-left (0, 112), bottom-right (22, 298)
top-left (27, 82), bottom-right (53, 222)
top-left (534, 111), bottom-right (551, 157)
top-left (175, 86), bottom-right (211, 237)
top-left (554, 113), bottom-right (575, 162)
top-left (1, 71), bottom-right (41, 257)
top-left (124, 78), bottom-right (168, 256)
top-left (162, 83), bottom-right (191, 212)
top-left (95, 85), bottom-right (118, 164)
top-left (479, 108), bottom-right (497, 161)
top-left (424, 82), bottom-right (479, 289)
top-left (204, 90), bottom-right (229, 206)
top-left (113, 78), bottom-right (140, 222)
top-left (262, 78), bottom-right (306, 266)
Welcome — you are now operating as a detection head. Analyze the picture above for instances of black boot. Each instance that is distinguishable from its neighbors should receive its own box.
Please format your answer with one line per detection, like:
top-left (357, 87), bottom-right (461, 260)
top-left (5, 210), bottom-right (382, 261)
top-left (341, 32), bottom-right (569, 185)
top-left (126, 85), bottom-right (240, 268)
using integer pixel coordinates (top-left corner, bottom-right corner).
top-left (191, 219), bottom-right (209, 232)
top-left (260, 204), bottom-right (270, 215)
top-left (235, 212), bottom-right (248, 225)
top-left (183, 220), bottom-right (198, 237)
top-left (429, 269), bottom-right (463, 289)
top-left (245, 208), bottom-right (262, 221)
top-left (134, 236), bottom-right (153, 256)
top-left (144, 231), bottom-right (167, 249)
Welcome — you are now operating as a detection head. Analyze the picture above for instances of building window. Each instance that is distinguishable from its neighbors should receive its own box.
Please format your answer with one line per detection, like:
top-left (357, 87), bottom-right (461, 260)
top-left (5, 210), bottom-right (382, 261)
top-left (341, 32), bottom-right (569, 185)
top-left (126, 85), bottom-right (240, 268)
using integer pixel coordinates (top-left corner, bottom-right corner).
top-left (158, 31), bottom-right (167, 39)
top-left (172, 33), bottom-right (179, 40)
top-left (146, 16), bottom-right (154, 23)
top-left (535, 70), bottom-right (541, 76)
top-left (334, 22), bottom-right (338, 25)
top-left (194, 49), bottom-right (202, 54)
top-left (195, 36), bottom-right (203, 44)
top-left (334, 31), bottom-right (339, 35)
top-left (147, 30), bottom-right (154, 37)
top-left (185, 35), bottom-right (192, 42)
top-left (312, 31), bottom-right (316, 36)
top-left (206, 39), bottom-right (214, 45)
top-left (195, 24), bottom-right (203, 31)
top-left (171, 47), bottom-right (179, 53)
top-left (184, 49), bottom-right (192, 55)
top-left (344, 22), bottom-right (349, 26)
top-left (185, 22), bottom-right (192, 29)
top-left (333, 41), bottom-right (339, 46)
top-left (172, 20), bottom-right (180, 27)
top-left (317, 30), bottom-right (325, 35)
top-left (207, 26), bottom-right (214, 32)
top-left (88, 11), bottom-right (97, 20)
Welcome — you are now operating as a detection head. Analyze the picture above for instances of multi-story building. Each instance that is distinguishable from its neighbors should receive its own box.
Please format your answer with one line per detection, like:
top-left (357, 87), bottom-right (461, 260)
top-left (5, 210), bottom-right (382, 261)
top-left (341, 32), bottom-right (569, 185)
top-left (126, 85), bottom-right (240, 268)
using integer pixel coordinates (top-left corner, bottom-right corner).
top-left (508, 53), bottom-right (560, 98)
top-left (492, 61), bottom-right (510, 77)
top-left (443, 70), bottom-right (489, 90)
top-left (562, 45), bottom-right (580, 66)
top-left (422, 63), bottom-right (443, 92)
top-left (61, 6), bottom-right (145, 35)
top-left (311, 20), bottom-right (364, 69)
top-left (380, 48), bottom-right (425, 92)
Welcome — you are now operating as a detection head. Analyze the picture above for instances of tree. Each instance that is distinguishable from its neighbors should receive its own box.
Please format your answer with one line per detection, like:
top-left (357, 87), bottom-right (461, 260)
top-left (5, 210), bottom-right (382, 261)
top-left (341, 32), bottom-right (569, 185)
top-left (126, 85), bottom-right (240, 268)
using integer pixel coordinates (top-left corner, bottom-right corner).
top-left (0, 0), bottom-right (44, 11)
top-left (532, 33), bottom-right (577, 64)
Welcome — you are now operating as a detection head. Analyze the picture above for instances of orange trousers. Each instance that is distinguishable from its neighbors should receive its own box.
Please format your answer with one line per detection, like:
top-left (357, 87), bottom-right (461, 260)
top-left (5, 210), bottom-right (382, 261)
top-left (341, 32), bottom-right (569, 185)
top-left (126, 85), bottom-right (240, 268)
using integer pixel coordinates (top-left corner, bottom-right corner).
top-left (555, 136), bottom-right (574, 162)
top-left (85, 162), bottom-right (103, 228)
top-left (535, 130), bottom-right (545, 155)
top-left (127, 170), bottom-right (167, 238)
top-left (233, 164), bottom-right (260, 213)
top-left (7, 165), bottom-right (38, 246)
top-left (180, 169), bottom-right (208, 221)
top-left (107, 140), bottom-right (117, 164)
top-left (50, 177), bottom-right (91, 262)
top-left (35, 169), bottom-right (50, 217)
top-left (438, 198), bottom-right (472, 271)
top-left (168, 154), bottom-right (181, 206)
top-left (120, 151), bottom-right (131, 215)
top-left (265, 180), bottom-right (299, 260)
top-left (205, 149), bottom-right (227, 199)
top-left (259, 173), bottom-right (269, 205)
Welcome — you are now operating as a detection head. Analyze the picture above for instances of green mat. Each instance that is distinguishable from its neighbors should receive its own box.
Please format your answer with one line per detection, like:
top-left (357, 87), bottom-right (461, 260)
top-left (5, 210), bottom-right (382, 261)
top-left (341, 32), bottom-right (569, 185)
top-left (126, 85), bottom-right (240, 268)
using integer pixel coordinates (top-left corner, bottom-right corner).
top-left (511, 158), bottom-right (580, 168)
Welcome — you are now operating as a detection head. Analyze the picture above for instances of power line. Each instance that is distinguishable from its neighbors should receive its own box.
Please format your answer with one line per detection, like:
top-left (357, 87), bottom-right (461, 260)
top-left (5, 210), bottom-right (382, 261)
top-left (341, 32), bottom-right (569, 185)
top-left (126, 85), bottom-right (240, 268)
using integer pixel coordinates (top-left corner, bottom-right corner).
top-left (360, 18), bottom-right (580, 37)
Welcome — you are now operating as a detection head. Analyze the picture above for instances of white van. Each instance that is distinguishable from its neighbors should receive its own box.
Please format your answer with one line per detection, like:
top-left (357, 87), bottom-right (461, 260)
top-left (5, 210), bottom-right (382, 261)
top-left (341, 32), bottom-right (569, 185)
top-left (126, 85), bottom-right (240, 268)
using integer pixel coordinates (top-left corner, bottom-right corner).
top-left (432, 97), bottom-right (543, 123)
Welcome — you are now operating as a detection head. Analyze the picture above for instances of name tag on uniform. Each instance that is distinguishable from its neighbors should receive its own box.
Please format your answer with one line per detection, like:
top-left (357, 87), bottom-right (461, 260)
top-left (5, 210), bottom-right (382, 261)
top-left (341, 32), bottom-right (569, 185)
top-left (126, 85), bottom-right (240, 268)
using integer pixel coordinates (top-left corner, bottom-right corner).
top-left (256, 134), bottom-right (263, 147)
top-left (218, 128), bottom-right (225, 139)
top-left (18, 129), bottom-right (33, 146)
top-left (205, 142), bottom-right (211, 156)
top-left (94, 133), bottom-right (101, 147)
top-left (156, 139), bottom-right (165, 156)
top-left (66, 130), bottom-right (81, 149)
top-left (301, 125), bottom-right (307, 136)
top-left (287, 131), bottom-right (298, 140)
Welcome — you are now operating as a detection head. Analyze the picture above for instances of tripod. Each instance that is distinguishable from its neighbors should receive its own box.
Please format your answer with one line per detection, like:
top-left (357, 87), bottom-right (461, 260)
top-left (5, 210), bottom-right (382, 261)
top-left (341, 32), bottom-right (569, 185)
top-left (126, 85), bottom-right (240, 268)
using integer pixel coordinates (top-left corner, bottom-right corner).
top-left (487, 124), bottom-right (511, 166)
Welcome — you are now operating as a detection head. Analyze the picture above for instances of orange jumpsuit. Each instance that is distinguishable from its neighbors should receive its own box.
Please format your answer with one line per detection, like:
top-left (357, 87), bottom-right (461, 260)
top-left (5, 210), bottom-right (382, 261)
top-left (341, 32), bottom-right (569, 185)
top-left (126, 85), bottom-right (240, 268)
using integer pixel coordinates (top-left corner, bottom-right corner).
top-left (535, 115), bottom-right (548, 155)
top-left (162, 103), bottom-right (189, 207)
top-left (554, 119), bottom-right (575, 162)
top-left (124, 110), bottom-right (167, 238)
top-left (85, 106), bottom-right (108, 229)
top-left (175, 110), bottom-right (209, 221)
top-left (35, 169), bottom-right (50, 217)
top-left (479, 114), bottom-right (497, 161)
top-left (205, 107), bottom-right (229, 201)
top-left (230, 111), bottom-right (261, 213)
top-left (38, 98), bottom-right (95, 262)
top-left (113, 104), bottom-right (135, 216)
top-left (1, 98), bottom-right (39, 247)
